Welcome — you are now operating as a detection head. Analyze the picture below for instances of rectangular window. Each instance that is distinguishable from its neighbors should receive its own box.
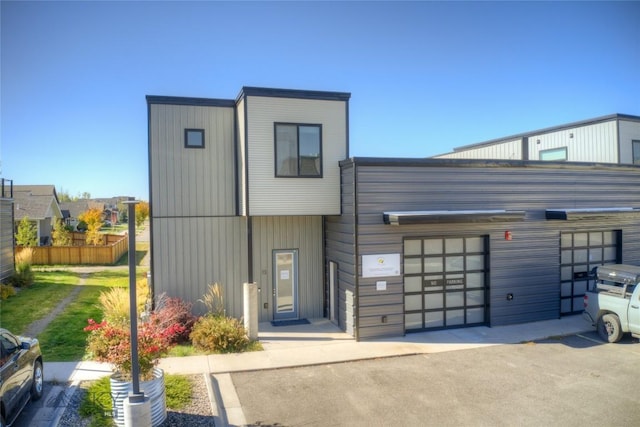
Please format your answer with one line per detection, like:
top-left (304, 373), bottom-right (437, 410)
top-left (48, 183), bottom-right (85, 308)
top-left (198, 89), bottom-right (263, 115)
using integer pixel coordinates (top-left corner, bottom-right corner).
top-left (185, 129), bottom-right (204, 148)
top-left (633, 140), bottom-right (640, 165)
top-left (539, 147), bottom-right (567, 161)
top-left (275, 123), bottom-right (322, 177)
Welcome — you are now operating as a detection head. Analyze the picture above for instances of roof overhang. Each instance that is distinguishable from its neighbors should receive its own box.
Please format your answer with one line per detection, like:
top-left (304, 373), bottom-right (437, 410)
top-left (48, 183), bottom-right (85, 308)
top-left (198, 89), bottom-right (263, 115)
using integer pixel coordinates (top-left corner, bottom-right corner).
top-left (545, 207), bottom-right (640, 220)
top-left (383, 210), bottom-right (526, 226)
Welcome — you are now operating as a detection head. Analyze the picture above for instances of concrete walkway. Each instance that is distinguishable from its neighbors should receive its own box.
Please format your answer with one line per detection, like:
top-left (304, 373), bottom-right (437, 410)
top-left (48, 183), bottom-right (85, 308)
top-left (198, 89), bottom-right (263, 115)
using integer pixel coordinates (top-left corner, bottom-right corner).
top-left (43, 315), bottom-right (593, 426)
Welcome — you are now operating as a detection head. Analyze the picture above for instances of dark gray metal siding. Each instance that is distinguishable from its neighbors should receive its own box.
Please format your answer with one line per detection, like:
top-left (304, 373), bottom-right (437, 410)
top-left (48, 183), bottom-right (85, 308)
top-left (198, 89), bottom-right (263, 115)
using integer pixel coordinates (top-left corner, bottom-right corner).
top-left (0, 199), bottom-right (14, 281)
top-left (339, 159), bottom-right (640, 339)
top-left (325, 162), bottom-right (357, 336)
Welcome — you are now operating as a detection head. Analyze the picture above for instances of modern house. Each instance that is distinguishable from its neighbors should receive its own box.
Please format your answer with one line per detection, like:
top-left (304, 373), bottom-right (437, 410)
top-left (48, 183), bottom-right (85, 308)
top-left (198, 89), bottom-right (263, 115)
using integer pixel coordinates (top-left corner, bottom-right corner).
top-left (1, 179), bottom-right (14, 282)
top-left (433, 114), bottom-right (640, 163)
top-left (13, 185), bottom-right (63, 246)
top-left (147, 87), bottom-right (349, 322)
top-left (148, 87), bottom-right (640, 340)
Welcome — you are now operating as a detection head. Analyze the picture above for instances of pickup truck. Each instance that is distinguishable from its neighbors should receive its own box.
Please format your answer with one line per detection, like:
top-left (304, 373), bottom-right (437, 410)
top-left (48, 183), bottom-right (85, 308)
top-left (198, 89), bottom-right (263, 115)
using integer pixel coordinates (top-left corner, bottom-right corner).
top-left (583, 264), bottom-right (640, 343)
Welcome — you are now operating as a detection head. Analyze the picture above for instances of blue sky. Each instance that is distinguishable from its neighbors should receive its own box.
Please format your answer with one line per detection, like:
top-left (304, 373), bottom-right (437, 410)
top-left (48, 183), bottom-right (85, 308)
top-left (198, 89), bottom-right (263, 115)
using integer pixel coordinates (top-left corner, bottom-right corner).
top-left (2, 1), bottom-right (638, 200)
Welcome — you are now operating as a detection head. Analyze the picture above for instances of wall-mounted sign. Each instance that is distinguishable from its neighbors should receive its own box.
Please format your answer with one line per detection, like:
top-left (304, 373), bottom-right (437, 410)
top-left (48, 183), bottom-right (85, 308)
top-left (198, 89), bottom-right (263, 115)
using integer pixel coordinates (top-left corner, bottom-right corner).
top-left (376, 281), bottom-right (387, 291)
top-left (362, 254), bottom-right (401, 278)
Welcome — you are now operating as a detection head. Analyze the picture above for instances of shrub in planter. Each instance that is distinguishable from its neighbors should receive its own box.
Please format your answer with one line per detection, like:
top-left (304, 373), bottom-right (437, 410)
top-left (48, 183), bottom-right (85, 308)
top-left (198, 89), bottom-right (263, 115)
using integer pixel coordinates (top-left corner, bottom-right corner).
top-left (84, 318), bottom-right (177, 381)
top-left (189, 315), bottom-right (250, 353)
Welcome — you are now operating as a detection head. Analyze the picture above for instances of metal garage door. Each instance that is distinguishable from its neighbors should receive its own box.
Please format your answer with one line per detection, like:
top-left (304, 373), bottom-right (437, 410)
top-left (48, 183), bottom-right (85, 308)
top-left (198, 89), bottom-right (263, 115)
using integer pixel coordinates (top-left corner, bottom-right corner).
top-left (404, 236), bottom-right (489, 332)
top-left (560, 230), bottom-right (621, 315)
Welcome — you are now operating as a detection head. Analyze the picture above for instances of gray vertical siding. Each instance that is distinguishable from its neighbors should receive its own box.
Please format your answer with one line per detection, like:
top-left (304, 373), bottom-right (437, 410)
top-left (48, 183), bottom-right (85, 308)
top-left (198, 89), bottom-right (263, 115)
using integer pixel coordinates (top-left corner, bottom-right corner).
top-left (618, 119), bottom-right (640, 164)
top-left (325, 162), bottom-right (357, 336)
top-left (149, 103), bottom-right (236, 218)
top-left (0, 199), bottom-right (14, 281)
top-left (252, 216), bottom-right (324, 322)
top-left (152, 216), bottom-right (248, 317)
top-left (331, 159), bottom-right (640, 339)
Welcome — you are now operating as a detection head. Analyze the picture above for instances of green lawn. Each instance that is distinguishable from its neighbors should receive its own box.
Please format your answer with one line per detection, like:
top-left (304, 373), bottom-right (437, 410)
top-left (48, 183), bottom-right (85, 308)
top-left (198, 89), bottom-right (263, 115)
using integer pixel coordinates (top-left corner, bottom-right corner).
top-left (115, 242), bottom-right (149, 266)
top-left (38, 269), bottom-right (148, 361)
top-left (0, 271), bottom-right (80, 334)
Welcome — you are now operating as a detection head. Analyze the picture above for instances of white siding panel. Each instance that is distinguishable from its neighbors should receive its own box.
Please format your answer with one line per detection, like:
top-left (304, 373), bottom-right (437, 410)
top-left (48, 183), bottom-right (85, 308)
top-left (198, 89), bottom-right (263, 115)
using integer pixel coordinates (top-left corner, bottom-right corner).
top-left (149, 104), bottom-right (236, 217)
top-left (245, 96), bottom-right (347, 216)
top-left (618, 119), bottom-right (640, 164)
top-left (435, 139), bottom-right (522, 160)
top-left (237, 98), bottom-right (247, 215)
top-left (152, 216), bottom-right (248, 317)
top-left (529, 121), bottom-right (618, 162)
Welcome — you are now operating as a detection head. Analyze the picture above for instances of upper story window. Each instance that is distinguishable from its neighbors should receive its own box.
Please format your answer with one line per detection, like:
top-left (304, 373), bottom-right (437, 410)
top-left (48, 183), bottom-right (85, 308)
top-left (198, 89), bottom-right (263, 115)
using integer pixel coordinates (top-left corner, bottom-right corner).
top-left (539, 147), bottom-right (567, 161)
top-left (275, 123), bottom-right (322, 177)
top-left (633, 140), bottom-right (640, 165)
top-left (185, 129), bottom-right (205, 148)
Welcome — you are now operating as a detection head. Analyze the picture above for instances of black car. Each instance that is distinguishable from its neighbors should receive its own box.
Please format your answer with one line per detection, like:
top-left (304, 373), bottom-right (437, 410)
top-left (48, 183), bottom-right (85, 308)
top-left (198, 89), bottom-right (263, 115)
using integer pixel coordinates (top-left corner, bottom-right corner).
top-left (0, 329), bottom-right (43, 427)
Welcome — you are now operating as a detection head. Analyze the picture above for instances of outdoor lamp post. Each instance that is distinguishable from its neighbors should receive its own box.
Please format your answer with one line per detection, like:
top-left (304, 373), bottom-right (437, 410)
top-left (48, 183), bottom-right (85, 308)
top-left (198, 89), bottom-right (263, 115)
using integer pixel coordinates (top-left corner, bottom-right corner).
top-left (122, 199), bottom-right (151, 426)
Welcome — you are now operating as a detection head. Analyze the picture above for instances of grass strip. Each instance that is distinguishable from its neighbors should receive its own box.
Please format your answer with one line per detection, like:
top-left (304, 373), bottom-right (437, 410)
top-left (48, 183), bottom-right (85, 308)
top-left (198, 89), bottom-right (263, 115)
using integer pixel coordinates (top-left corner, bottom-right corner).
top-left (0, 271), bottom-right (79, 334)
top-left (38, 269), bottom-right (149, 361)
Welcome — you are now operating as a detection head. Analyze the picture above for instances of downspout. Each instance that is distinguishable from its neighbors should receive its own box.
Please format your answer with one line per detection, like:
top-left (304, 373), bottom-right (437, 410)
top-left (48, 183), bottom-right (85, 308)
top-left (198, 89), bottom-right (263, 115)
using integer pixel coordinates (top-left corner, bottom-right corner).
top-left (146, 100), bottom-right (156, 306)
top-left (243, 96), bottom-right (254, 283)
top-left (353, 160), bottom-right (360, 341)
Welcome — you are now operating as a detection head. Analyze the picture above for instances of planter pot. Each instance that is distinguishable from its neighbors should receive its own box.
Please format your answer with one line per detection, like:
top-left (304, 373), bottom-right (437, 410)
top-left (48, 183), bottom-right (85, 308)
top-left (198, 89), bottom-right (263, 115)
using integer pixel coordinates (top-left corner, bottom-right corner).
top-left (110, 368), bottom-right (167, 427)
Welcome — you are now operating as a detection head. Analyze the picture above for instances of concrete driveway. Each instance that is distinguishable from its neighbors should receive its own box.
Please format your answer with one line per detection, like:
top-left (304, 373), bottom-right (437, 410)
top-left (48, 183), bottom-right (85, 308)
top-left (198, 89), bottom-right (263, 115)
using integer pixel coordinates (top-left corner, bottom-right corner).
top-left (231, 331), bottom-right (640, 427)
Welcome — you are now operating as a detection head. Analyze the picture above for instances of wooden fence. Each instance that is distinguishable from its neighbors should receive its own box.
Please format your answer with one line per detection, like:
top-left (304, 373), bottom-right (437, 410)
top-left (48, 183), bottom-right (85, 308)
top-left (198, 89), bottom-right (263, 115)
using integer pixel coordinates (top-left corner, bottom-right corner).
top-left (16, 233), bottom-right (129, 265)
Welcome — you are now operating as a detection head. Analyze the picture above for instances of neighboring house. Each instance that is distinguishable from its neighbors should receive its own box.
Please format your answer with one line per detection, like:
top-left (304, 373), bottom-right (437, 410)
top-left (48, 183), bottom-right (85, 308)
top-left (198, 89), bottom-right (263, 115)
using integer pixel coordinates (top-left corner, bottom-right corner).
top-left (61, 197), bottom-right (128, 229)
top-left (149, 87), bottom-right (640, 340)
top-left (433, 114), bottom-right (640, 163)
top-left (13, 185), bottom-right (63, 246)
top-left (1, 179), bottom-right (14, 281)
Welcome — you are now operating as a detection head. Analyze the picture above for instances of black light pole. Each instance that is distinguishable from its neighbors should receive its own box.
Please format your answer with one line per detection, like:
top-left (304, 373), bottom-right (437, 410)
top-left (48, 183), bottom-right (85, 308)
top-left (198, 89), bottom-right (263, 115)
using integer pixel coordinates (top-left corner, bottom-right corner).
top-left (123, 199), bottom-right (143, 402)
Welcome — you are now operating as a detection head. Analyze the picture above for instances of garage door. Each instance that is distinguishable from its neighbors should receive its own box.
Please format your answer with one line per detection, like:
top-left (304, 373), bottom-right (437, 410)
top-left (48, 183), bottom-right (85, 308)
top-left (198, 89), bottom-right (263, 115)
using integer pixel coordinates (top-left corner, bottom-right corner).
top-left (560, 230), bottom-right (621, 315)
top-left (404, 236), bottom-right (488, 331)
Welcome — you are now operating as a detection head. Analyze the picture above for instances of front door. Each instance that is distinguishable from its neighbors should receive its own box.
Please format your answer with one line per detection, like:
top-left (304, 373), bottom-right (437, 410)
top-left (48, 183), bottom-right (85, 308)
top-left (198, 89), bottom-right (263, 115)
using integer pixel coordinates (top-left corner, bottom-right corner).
top-left (273, 249), bottom-right (298, 321)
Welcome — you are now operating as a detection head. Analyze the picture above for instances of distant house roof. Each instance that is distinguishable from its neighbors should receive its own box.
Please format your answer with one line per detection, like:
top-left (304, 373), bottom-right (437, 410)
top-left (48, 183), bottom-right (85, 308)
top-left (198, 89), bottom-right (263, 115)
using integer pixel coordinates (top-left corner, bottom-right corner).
top-left (13, 185), bottom-right (62, 221)
top-left (59, 200), bottom-right (104, 219)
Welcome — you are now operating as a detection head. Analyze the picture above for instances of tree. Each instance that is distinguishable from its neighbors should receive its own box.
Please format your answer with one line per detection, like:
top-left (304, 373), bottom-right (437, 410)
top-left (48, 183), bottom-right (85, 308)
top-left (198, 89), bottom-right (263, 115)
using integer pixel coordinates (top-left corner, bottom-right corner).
top-left (78, 208), bottom-right (104, 245)
top-left (58, 188), bottom-right (73, 202)
top-left (15, 216), bottom-right (38, 247)
top-left (117, 201), bottom-right (128, 223)
top-left (52, 218), bottom-right (72, 246)
top-left (135, 201), bottom-right (150, 227)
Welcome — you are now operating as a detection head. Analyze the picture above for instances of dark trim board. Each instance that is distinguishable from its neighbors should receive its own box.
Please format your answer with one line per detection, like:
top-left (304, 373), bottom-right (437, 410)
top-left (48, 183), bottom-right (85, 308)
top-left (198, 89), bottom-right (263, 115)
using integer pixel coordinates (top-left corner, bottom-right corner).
top-left (383, 210), bottom-right (526, 225)
top-left (545, 208), bottom-right (640, 221)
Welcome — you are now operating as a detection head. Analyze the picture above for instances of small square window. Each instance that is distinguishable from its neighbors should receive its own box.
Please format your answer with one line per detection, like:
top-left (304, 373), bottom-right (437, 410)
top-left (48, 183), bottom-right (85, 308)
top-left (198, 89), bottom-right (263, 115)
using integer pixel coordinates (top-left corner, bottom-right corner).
top-left (185, 129), bottom-right (204, 148)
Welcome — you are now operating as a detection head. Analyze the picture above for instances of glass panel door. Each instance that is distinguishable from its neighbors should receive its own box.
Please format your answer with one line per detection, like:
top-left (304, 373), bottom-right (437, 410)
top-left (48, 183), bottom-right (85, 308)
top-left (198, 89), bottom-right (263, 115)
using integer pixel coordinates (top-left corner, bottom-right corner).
top-left (273, 250), bottom-right (298, 321)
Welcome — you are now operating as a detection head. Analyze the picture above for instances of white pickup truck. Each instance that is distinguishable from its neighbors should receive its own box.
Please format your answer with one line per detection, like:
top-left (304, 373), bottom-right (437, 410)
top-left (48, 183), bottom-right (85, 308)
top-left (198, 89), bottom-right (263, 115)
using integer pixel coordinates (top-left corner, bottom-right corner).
top-left (583, 264), bottom-right (640, 343)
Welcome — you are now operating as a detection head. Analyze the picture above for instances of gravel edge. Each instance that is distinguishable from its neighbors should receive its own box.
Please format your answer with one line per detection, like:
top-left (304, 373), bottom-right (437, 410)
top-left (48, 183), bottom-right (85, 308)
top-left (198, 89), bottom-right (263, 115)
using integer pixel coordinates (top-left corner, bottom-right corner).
top-left (57, 374), bottom-right (215, 426)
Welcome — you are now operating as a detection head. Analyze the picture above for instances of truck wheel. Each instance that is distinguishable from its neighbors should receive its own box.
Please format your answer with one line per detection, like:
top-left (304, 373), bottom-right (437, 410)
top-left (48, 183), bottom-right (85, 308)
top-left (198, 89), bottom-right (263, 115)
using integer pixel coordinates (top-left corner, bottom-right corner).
top-left (597, 313), bottom-right (623, 343)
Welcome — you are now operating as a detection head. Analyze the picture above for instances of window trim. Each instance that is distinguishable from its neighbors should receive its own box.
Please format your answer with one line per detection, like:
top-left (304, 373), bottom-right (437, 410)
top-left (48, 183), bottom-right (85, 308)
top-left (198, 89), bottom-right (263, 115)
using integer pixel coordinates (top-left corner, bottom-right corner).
top-left (184, 128), bottom-right (205, 149)
top-left (274, 122), bottom-right (323, 178)
top-left (539, 146), bottom-right (567, 161)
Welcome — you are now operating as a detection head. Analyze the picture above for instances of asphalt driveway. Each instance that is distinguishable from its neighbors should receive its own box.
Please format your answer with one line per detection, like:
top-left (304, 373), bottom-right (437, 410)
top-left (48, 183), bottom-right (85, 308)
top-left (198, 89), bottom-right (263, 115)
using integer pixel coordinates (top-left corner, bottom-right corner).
top-left (232, 331), bottom-right (640, 427)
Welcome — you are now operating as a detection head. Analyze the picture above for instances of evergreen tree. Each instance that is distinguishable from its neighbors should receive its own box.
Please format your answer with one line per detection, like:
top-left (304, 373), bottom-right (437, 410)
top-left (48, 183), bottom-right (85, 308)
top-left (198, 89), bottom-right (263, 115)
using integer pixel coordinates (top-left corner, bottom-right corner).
top-left (52, 218), bottom-right (72, 246)
top-left (15, 216), bottom-right (38, 247)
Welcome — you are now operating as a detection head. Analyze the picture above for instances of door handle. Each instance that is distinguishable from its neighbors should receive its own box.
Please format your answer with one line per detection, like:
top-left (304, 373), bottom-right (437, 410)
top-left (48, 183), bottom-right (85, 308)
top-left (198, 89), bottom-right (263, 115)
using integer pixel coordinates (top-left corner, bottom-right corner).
top-left (631, 305), bottom-right (639, 309)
